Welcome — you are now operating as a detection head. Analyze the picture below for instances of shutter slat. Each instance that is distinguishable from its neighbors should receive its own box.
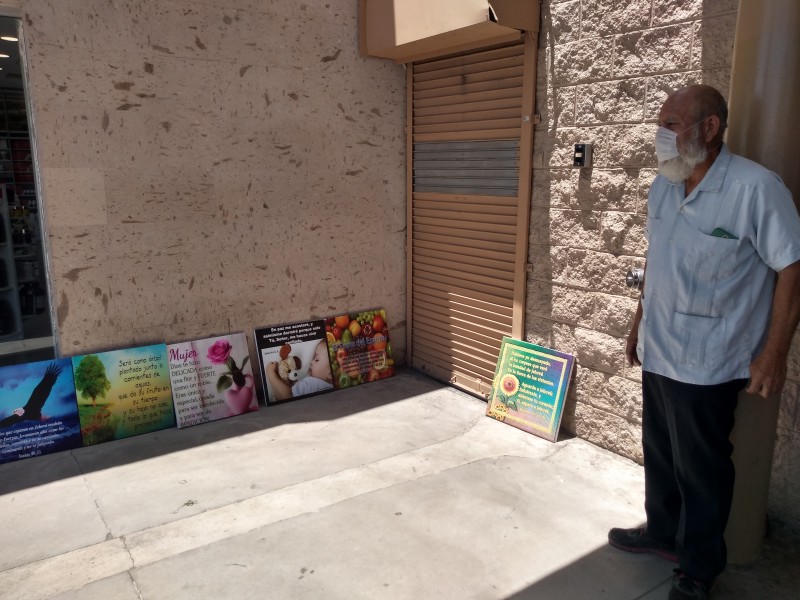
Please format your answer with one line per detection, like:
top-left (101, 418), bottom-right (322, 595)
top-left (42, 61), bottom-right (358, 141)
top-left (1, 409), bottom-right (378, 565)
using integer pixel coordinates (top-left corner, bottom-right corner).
top-left (413, 190), bottom-right (519, 204)
top-left (413, 76), bottom-right (524, 101)
top-left (413, 206), bottom-right (518, 224)
top-left (412, 66), bottom-right (525, 92)
top-left (413, 296), bottom-right (512, 333)
top-left (414, 43), bottom-right (524, 74)
top-left (414, 253), bottom-right (515, 283)
top-left (413, 274), bottom-right (513, 307)
top-left (413, 54), bottom-right (525, 83)
top-left (414, 107), bottom-right (522, 126)
top-left (414, 200), bottom-right (517, 215)
top-left (413, 117), bottom-right (521, 135)
top-left (413, 261), bottom-right (515, 290)
top-left (413, 271), bottom-right (514, 303)
top-left (415, 96), bottom-right (522, 118)
top-left (412, 326), bottom-right (503, 368)
top-left (413, 283), bottom-right (514, 321)
top-left (414, 129), bottom-right (521, 143)
top-left (414, 240), bottom-right (517, 268)
top-left (414, 246), bottom-right (515, 275)
top-left (413, 225), bottom-right (516, 247)
top-left (414, 87), bottom-right (522, 110)
top-left (413, 215), bottom-right (517, 235)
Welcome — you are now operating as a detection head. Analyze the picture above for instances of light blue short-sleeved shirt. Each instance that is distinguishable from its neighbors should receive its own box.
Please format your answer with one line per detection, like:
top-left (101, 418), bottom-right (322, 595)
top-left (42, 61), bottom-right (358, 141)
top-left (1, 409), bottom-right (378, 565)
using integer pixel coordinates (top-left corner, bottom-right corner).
top-left (638, 144), bottom-right (800, 385)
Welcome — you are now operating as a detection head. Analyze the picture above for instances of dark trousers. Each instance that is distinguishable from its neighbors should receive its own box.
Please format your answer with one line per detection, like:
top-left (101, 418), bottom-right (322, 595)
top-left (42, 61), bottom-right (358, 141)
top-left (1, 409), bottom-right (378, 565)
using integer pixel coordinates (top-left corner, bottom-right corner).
top-left (641, 371), bottom-right (746, 582)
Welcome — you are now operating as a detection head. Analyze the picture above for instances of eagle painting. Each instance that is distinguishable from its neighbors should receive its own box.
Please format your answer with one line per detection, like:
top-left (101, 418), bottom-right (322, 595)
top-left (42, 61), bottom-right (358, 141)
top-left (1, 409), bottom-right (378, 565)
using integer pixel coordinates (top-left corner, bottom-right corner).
top-left (0, 362), bottom-right (62, 429)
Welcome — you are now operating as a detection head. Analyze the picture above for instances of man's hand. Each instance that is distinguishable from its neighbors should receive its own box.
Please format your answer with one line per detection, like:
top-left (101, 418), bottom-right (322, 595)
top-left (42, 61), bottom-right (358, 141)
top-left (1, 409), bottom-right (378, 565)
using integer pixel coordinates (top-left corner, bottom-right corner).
top-left (747, 260), bottom-right (800, 398)
top-left (747, 351), bottom-right (787, 398)
top-left (625, 328), bottom-right (641, 367)
top-left (625, 294), bottom-right (644, 367)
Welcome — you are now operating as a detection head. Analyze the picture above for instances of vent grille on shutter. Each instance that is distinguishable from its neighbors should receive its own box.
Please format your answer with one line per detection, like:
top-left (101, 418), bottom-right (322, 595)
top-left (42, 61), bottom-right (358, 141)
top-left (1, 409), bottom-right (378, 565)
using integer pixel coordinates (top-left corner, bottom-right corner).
top-left (413, 140), bottom-right (519, 196)
top-left (409, 40), bottom-right (527, 396)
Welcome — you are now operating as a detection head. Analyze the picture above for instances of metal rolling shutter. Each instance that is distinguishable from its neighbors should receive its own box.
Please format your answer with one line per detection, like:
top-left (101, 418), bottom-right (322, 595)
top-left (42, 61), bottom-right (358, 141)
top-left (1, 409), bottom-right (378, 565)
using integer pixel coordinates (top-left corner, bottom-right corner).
top-left (407, 37), bottom-right (536, 397)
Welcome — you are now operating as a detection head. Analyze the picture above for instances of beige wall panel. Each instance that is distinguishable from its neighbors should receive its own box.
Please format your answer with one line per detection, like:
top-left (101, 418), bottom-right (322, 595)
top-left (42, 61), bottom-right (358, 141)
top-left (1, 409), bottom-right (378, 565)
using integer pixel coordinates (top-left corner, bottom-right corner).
top-left (18, 0), bottom-right (407, 358)
top-left (40, 168), bottom-right (107, 226)
top-left (23, 1), bottom-right (350, 67)
top-left (41, 224), bottom-right (118, 352)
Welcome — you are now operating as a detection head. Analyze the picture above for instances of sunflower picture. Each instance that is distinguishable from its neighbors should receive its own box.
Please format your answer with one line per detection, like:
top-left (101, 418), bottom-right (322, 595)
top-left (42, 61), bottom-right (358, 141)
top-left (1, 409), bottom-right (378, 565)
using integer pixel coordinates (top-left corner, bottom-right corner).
top-left (500, 374), bottom-right (520, 396)
top-left (486, 337), bottom-right (575, 443)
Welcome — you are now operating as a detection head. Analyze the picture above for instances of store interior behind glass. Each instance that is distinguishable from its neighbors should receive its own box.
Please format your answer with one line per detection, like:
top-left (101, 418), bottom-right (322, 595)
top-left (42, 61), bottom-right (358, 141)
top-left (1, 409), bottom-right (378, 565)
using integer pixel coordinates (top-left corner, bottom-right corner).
top-left (0, 15), bottom-right (54, 367)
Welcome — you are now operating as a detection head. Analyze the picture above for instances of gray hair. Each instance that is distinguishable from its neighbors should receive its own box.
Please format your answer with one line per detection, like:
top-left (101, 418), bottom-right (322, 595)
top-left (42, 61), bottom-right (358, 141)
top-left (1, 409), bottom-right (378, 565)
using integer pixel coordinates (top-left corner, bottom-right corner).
top-left (690, 84), bottom-right (728, 139)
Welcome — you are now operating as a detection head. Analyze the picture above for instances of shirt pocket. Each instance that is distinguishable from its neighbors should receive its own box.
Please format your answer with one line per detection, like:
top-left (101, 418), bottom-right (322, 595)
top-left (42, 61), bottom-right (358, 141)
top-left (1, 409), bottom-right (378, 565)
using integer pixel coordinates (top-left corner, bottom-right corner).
top-left (681, 230), bottom-right (739, 280)
top-left (672, 312), bottom-right (727, 370)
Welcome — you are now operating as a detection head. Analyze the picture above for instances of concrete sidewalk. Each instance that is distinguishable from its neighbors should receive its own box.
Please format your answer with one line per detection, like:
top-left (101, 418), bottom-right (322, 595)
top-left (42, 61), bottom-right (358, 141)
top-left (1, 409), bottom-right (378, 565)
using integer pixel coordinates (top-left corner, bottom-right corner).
top-left (0, 369), bottom-right (796, 599)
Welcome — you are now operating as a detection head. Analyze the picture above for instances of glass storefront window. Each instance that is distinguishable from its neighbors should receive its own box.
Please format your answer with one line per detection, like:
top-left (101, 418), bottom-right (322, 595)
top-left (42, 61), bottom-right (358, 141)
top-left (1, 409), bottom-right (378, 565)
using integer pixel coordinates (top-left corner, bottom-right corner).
top-left (0, 15), bottom-right (54, 367)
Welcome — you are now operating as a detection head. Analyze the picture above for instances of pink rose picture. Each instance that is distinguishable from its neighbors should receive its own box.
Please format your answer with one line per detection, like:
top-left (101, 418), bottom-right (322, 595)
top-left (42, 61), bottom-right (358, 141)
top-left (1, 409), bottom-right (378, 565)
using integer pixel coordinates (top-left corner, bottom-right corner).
top-left (207, 340), bottom-right (233, 365)
top-left (208, 339), bottom-right (254, 415)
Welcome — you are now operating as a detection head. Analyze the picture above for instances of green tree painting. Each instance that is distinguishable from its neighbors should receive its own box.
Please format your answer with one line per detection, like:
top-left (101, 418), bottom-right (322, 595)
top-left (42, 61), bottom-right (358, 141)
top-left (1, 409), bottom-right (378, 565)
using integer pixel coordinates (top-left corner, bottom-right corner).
top-left (74, 355), bottom-right (112, 407)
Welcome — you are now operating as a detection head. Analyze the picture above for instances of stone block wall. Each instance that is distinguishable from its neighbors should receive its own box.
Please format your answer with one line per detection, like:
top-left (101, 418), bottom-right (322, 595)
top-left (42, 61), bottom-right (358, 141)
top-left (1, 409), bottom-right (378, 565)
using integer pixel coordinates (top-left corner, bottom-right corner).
top-left (529, 0), bottom-right (800, 534)
top-left (527, 0), bottom-right (739, 463)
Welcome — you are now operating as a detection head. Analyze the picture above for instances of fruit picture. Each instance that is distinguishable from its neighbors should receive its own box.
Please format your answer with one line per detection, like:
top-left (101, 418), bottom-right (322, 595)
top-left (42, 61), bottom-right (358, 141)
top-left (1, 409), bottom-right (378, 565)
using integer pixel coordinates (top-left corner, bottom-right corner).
top-left (324, 308), bottom-right (394, 389)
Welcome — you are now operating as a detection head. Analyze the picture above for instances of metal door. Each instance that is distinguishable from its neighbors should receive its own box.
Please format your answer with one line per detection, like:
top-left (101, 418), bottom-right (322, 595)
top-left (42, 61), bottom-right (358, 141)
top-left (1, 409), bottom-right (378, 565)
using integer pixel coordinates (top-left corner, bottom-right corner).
top-left (407, 35), bottom-right (536, 397)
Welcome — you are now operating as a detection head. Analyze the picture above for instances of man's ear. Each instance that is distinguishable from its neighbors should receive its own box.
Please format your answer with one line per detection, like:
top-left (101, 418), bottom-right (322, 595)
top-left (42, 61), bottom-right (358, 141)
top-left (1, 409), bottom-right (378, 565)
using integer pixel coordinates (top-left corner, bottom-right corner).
top-left (703, 115), bottom-right (721, 142)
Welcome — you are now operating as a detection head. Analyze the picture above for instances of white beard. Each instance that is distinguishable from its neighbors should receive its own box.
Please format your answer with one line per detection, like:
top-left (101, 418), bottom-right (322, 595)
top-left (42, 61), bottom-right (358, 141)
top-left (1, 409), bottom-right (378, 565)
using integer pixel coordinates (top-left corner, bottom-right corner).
top-left (658, 133), bottom-right (707, 184)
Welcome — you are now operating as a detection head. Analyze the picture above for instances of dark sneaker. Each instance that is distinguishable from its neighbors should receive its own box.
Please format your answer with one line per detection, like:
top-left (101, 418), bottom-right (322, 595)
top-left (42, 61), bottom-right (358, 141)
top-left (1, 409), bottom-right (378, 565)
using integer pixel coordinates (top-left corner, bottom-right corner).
top-left (668, 569), bottom-right (711, 600)
top-left (607, 526), bottom-right (678, 562)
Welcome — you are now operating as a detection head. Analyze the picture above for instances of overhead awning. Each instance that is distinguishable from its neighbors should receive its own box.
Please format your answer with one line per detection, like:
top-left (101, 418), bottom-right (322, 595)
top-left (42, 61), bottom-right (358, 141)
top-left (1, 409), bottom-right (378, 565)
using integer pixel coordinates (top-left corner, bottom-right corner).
top-left (360, 0), bottom-right (540, 63)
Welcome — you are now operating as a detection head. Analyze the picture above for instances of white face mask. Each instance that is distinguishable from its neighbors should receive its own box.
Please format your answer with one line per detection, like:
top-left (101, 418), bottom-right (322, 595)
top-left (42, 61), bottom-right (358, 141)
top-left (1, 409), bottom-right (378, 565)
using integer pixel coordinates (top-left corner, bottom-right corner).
top-left (654, 126), bottom-right (680, 162)
top-left (654, 120), bottom-right (706, 163)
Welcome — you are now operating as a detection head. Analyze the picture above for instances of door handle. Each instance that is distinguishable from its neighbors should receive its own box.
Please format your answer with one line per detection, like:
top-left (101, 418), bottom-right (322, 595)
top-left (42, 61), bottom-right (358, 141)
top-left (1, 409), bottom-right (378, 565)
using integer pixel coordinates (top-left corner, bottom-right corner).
top-left (626, 267), bottom-right (644, 290)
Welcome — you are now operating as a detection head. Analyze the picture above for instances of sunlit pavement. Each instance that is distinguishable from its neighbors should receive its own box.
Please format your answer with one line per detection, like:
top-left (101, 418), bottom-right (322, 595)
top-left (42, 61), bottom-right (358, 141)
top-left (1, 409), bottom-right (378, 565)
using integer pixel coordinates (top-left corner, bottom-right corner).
top-left (0, 369), bottom-right (796, 599)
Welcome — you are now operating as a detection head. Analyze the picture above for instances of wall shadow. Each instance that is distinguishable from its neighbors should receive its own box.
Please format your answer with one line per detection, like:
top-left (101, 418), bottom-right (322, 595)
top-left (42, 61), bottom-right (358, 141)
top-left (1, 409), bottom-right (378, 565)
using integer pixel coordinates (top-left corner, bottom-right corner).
top-left (0, 367), bottom-right (448, 495)
top-left (502, 528), bottom-right (800, 600)
top-left (504, 543), bottom-right (671, 600)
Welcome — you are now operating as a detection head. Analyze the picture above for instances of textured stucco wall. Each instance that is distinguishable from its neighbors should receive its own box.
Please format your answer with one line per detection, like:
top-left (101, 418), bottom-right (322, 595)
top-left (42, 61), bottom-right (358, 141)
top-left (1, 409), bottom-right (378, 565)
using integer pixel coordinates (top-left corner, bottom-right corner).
top-left (530, 0), bottom-right (800, 534)
top-left (16, 0), bottom-right (407, 362)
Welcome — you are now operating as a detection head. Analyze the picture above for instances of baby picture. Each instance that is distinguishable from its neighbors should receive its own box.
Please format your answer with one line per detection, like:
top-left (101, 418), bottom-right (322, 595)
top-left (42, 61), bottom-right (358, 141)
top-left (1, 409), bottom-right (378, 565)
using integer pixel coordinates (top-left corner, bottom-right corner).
top-left (265, 338), bottom-right (333, 402)
top-left (254, 320), bottom-right (335, 405)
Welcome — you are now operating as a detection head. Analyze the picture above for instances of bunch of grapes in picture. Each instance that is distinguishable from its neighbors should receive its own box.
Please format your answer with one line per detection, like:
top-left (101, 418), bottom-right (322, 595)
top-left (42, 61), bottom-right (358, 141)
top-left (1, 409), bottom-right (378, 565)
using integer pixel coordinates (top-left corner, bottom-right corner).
top-left (325, 309), bottom-right (394, 388)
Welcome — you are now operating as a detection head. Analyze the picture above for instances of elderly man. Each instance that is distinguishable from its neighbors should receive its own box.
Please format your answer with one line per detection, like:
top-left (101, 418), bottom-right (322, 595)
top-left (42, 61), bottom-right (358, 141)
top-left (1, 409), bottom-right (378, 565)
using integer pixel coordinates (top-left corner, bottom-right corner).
top-left (608, 84), bottom-right (800, 600)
